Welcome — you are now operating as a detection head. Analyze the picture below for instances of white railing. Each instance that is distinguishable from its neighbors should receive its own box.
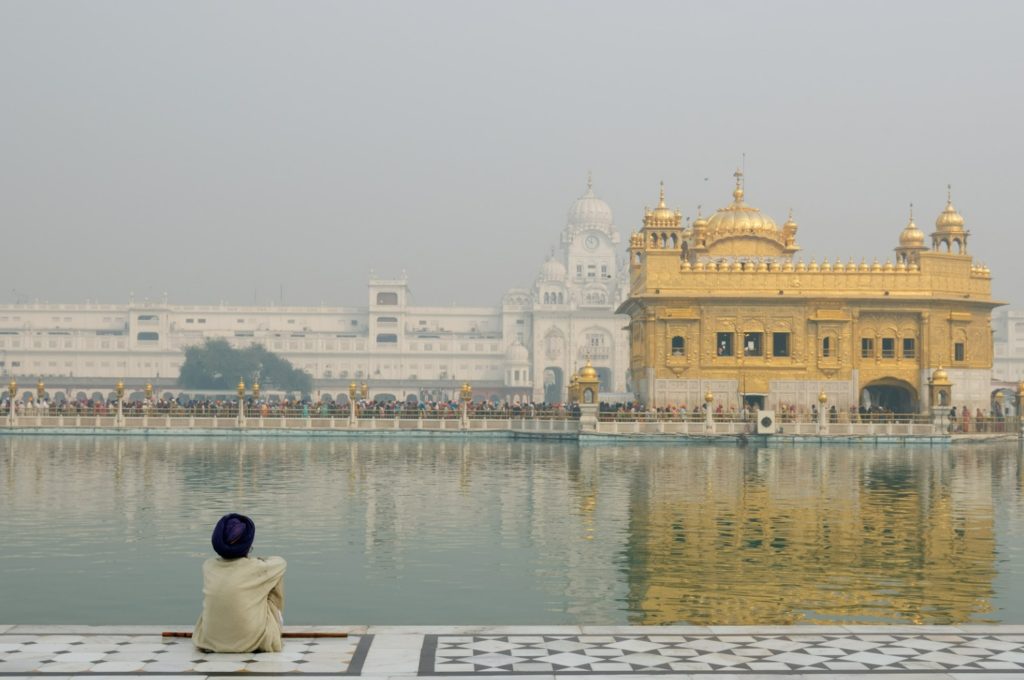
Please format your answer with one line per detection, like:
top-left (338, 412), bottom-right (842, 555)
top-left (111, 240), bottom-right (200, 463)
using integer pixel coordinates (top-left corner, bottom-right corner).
top-left (2, 412), bottom-right (1012, 437)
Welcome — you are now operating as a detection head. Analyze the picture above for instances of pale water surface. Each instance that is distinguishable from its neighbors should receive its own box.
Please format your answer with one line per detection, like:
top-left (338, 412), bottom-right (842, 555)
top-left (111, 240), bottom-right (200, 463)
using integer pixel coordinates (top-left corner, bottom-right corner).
top-left (1, 436), bottom-right (1022, 625)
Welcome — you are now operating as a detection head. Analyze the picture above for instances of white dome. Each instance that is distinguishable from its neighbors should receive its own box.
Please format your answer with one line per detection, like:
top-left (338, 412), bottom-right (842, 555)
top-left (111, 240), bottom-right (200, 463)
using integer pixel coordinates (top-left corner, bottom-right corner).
top-left (505, 342), bottom-right (529, 363)
top-left (539, 256), bottom-right (567, 282)
top-left (567, 179), bottom-right (613, 230)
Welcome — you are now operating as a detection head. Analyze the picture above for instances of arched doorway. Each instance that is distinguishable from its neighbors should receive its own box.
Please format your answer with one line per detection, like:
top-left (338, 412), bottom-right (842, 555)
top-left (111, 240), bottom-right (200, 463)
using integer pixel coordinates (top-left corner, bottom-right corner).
top-left (991, 388), bottom-right (1015, 417)
top-left (543, 367), bottom-right (564, 404)
top-left (862, 378), bottom-right (918, 413)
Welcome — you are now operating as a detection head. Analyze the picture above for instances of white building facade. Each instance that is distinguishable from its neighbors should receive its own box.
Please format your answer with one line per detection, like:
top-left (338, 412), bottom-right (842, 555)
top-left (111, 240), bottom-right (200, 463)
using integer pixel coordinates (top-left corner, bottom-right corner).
top-left (0, 181), bottom-right (631, 404)
top-left (993, 307), bottom-right (1024, 383)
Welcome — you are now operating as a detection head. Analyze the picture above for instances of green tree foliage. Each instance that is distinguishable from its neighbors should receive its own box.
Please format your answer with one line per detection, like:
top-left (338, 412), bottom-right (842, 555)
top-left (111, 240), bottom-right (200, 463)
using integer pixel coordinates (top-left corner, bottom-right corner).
top-left (178, 339), bottom-right (313, 394)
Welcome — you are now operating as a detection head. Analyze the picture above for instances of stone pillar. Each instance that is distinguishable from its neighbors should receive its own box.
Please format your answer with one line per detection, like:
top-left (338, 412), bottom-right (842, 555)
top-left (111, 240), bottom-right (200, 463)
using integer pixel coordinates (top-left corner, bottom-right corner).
top-left (7, 379), bottom-right (17, 427)
top-left (348, 382), bottom-right (358, 427)
top-left (459, 383), bottom-right (472, 430)
top-left (236, 380), bottom-right (247, 428)
top-left (1017, 380), bottom-right (1024, 437)
top-left (576, 360), bottom-right (601, 433)
top-left (704, 390), bottom-right (715, 433)
top-left (817, 390), bottom-right (828, 435)
top-left (115, 380), bottom-right (125, 428)
top-left (927, 367), bottom-right (953, 435)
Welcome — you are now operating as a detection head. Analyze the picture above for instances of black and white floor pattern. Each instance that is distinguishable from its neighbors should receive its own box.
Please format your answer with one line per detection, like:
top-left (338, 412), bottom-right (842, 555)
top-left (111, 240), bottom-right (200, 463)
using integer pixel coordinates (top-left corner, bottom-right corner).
top-left (0, 634), bottom-right (372, 675)
top-left (421, 632), bottom-right (1024, 674)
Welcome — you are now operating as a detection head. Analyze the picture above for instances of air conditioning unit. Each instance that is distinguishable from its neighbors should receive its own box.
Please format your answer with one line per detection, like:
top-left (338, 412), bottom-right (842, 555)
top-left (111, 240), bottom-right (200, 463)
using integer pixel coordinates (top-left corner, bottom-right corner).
top-left (756, 410), bottom-right (776, 434)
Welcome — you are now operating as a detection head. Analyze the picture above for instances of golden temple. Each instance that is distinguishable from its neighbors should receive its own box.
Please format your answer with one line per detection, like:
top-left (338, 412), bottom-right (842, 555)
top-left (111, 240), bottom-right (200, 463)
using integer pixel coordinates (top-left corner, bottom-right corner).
top-left (617, 172), bottom-right (1002, 412)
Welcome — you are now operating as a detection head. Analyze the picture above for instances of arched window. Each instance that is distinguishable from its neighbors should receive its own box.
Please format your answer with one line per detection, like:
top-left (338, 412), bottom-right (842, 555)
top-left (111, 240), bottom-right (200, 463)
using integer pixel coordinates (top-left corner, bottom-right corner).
top-left (822, 336), bottom-right (836, 358)
top-left (671, 336), bottom-right (685, 356)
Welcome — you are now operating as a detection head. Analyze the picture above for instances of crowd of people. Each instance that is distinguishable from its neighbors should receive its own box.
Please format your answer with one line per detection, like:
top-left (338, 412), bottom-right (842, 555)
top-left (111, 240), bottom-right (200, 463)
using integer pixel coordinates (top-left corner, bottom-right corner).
top-left (2, 394), bottom-right (1016, 430)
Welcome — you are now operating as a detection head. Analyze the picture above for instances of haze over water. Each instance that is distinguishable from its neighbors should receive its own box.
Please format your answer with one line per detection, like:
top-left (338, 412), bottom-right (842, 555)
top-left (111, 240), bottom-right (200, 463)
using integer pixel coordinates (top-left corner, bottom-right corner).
top-left (2, 436), bottom-right (1022, 625)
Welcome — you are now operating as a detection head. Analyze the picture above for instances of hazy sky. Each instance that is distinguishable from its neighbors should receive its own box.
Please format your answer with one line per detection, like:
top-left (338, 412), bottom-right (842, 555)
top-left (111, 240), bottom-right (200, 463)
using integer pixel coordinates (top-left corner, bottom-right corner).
top-left (2, 1), bottom-right (1022, 308)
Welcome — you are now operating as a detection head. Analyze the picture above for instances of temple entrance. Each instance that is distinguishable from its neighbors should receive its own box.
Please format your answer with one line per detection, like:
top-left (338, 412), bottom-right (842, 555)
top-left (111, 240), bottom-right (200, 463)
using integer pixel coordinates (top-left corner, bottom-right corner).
top-left (743, 394), bottom-right (765, 410)
top-left (543, 367), bottom-right (564, 404)
top-left (862, 379), bottom-right (918, 413)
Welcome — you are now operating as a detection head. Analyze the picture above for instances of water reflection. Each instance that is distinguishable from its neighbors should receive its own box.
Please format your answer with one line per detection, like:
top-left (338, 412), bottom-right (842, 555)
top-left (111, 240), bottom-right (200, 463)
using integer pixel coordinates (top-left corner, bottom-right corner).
top-left (0, 437), bottom-right (1020, 625)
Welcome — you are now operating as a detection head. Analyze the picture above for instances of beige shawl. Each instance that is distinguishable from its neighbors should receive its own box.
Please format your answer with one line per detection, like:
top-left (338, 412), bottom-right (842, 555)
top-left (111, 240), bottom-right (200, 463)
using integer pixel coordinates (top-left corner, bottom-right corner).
top-left (193, 555), bottom-right (286, 653)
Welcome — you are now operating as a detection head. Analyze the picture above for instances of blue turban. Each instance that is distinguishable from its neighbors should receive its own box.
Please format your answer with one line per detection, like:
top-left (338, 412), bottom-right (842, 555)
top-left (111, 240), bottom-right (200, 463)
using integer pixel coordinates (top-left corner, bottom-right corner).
top-left (211, 513), bottom-right (255, 559)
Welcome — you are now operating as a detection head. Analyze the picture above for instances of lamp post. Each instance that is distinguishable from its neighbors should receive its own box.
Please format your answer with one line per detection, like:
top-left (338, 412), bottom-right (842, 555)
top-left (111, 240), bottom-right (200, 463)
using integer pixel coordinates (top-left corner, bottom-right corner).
top-left (252, 382), bottom-right (260, 400)
top-left (361, 382), bottom-right (369, 401)
top-left (459, 382), bottom-right (473, 429)
top-left (348, 381), bottom-right (358, 426)
top-left (236, 378), bottom-right (246, 427)
top-left (704, 389), bottom-right (715, 432)
top-left (817, 389), bottom-right (828, 434)
top-left (7, 378), bottom-right (16, 427)
top-left (115, 379), bottom-right (125, 427)
top-left (1017, 380), bottom-right (1024, 436)
top-left (36, 379), bottom-right (45, 420)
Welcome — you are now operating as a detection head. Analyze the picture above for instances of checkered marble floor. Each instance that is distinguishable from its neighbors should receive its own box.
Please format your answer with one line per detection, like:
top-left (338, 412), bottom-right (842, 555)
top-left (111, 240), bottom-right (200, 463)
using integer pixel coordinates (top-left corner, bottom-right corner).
top-left (0, 632), bottom-right (370, 675)
top-left (421, 632), bottom-right (1024, 674)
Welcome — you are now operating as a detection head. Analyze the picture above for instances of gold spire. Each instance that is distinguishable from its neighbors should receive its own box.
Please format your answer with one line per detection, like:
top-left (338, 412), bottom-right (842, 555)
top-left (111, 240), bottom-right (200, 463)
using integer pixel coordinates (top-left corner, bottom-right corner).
top-left (587, 170), bottom-right (593, 191)
top-left (733, 169), bottom-right (745, 203)
top-left (935, 186), bottom-right (965, 231)
top-left (643, 181), bottom-right (681, 228)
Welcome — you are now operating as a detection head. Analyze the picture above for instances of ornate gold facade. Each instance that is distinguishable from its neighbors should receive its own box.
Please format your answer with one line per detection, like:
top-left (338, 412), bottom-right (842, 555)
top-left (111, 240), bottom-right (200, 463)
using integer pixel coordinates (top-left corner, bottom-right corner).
top-left (617, 174), bottom-right (1002, 411)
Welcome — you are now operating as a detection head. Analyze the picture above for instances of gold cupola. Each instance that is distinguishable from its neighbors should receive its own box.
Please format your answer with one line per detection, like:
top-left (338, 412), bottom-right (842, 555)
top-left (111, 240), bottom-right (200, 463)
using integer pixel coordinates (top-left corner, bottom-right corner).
top-left (932, 185), bottom-right (968, 254)
top-left (643, 182), bottom-right (682, 229)
top-left (695, 169), bottom-right (799, 258)
top-left (900, 205), bottom-right (926, 247)
top-left (782, 209), bottom-right (799, 249)
top-left (895, 203), bottom-right (929, 266)
top-left (704, 170), bottom-right (779, 236)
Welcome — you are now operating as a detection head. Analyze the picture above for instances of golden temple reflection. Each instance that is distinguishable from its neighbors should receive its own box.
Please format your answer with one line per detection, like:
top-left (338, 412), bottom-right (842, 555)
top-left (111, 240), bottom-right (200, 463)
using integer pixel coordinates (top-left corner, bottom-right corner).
top-left (623, 447), bottom-right (997, 625)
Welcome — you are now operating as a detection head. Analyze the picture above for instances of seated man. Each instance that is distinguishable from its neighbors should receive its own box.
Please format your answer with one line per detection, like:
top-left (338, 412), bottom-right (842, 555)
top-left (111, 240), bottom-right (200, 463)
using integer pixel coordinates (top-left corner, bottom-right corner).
top-left (193, 513), bottom-right (286, 653)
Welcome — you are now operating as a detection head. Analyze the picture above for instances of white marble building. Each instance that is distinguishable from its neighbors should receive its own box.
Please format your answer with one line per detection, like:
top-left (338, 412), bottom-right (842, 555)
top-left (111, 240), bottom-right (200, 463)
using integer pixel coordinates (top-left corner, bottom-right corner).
top-left (993, 307), bottom-right (1024, 383)
top-left (0, 180), bottom-right (631, 404)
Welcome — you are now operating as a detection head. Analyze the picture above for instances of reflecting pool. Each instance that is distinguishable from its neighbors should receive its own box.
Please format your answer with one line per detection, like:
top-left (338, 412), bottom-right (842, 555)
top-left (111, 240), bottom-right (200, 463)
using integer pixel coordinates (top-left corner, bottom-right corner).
top-left (1, 436), bottom-right (1022, 625)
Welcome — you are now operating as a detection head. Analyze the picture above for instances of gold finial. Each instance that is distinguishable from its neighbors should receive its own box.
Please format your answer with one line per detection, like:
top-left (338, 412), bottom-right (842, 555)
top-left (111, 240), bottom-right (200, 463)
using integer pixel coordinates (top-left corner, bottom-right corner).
top-left (733, 168), bottom-right (744, 202)
top-left (658, 180), bottom-right (666, 208)
top-left (587, 170), bottom-right (593, 191)
top-left (909, 202), bottom-right (914, 221)
top-left (947, 183), bottom-right (952, 204)
top-left (696, 203), bottom-right (702, 217)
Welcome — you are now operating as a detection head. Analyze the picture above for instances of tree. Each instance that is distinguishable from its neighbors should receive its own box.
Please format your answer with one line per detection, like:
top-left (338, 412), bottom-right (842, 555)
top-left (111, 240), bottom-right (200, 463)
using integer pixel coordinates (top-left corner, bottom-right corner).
top-left (178, 339), bottom-right (313, 394)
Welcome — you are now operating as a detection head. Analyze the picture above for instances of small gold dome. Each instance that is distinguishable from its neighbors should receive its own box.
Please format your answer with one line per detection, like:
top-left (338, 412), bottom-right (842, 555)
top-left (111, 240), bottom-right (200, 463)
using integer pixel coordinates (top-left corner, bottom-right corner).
top-left (935, 186), bottom-right (965, 233)
top-left (899, 207), bottom-right (926, 247)
top-left (704, 170), bottom-right (779, 236)
top-left (783, 210), bottom-right (798, 232)
top-left (579, 359), bottom-right (598, 380)
top-left (644, 182), bottom-right (681, 228)
top-left (692, 207), bottom-right (709, 230)
top-left (932, 366), bottom-right (949, 383)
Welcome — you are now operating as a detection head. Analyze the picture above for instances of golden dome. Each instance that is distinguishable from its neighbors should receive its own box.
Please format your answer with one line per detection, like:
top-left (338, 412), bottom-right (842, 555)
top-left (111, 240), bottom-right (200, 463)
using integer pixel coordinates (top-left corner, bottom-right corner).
top-left (704, 170), bottom-right (779, 236)
top-left (899, 205), bottom-right (926, 247)
top-left (692, 208), bottom-right (709, 230)
top-left (578, 359), bottom-right (598, 380)
top-left (934, 185), bottom-right (965, 233)
top-left (643, 182), bottom-right (681, 228)
top-left (932, 366), bottom-right (950, 383)
top-left (783, 209), bottom-right (798, 232)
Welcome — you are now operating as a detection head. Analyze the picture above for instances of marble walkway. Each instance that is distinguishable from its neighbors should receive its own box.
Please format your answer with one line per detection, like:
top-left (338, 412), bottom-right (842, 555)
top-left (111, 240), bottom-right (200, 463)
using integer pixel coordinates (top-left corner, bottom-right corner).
top-left (3, 625), bottom-right (1024, 679)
